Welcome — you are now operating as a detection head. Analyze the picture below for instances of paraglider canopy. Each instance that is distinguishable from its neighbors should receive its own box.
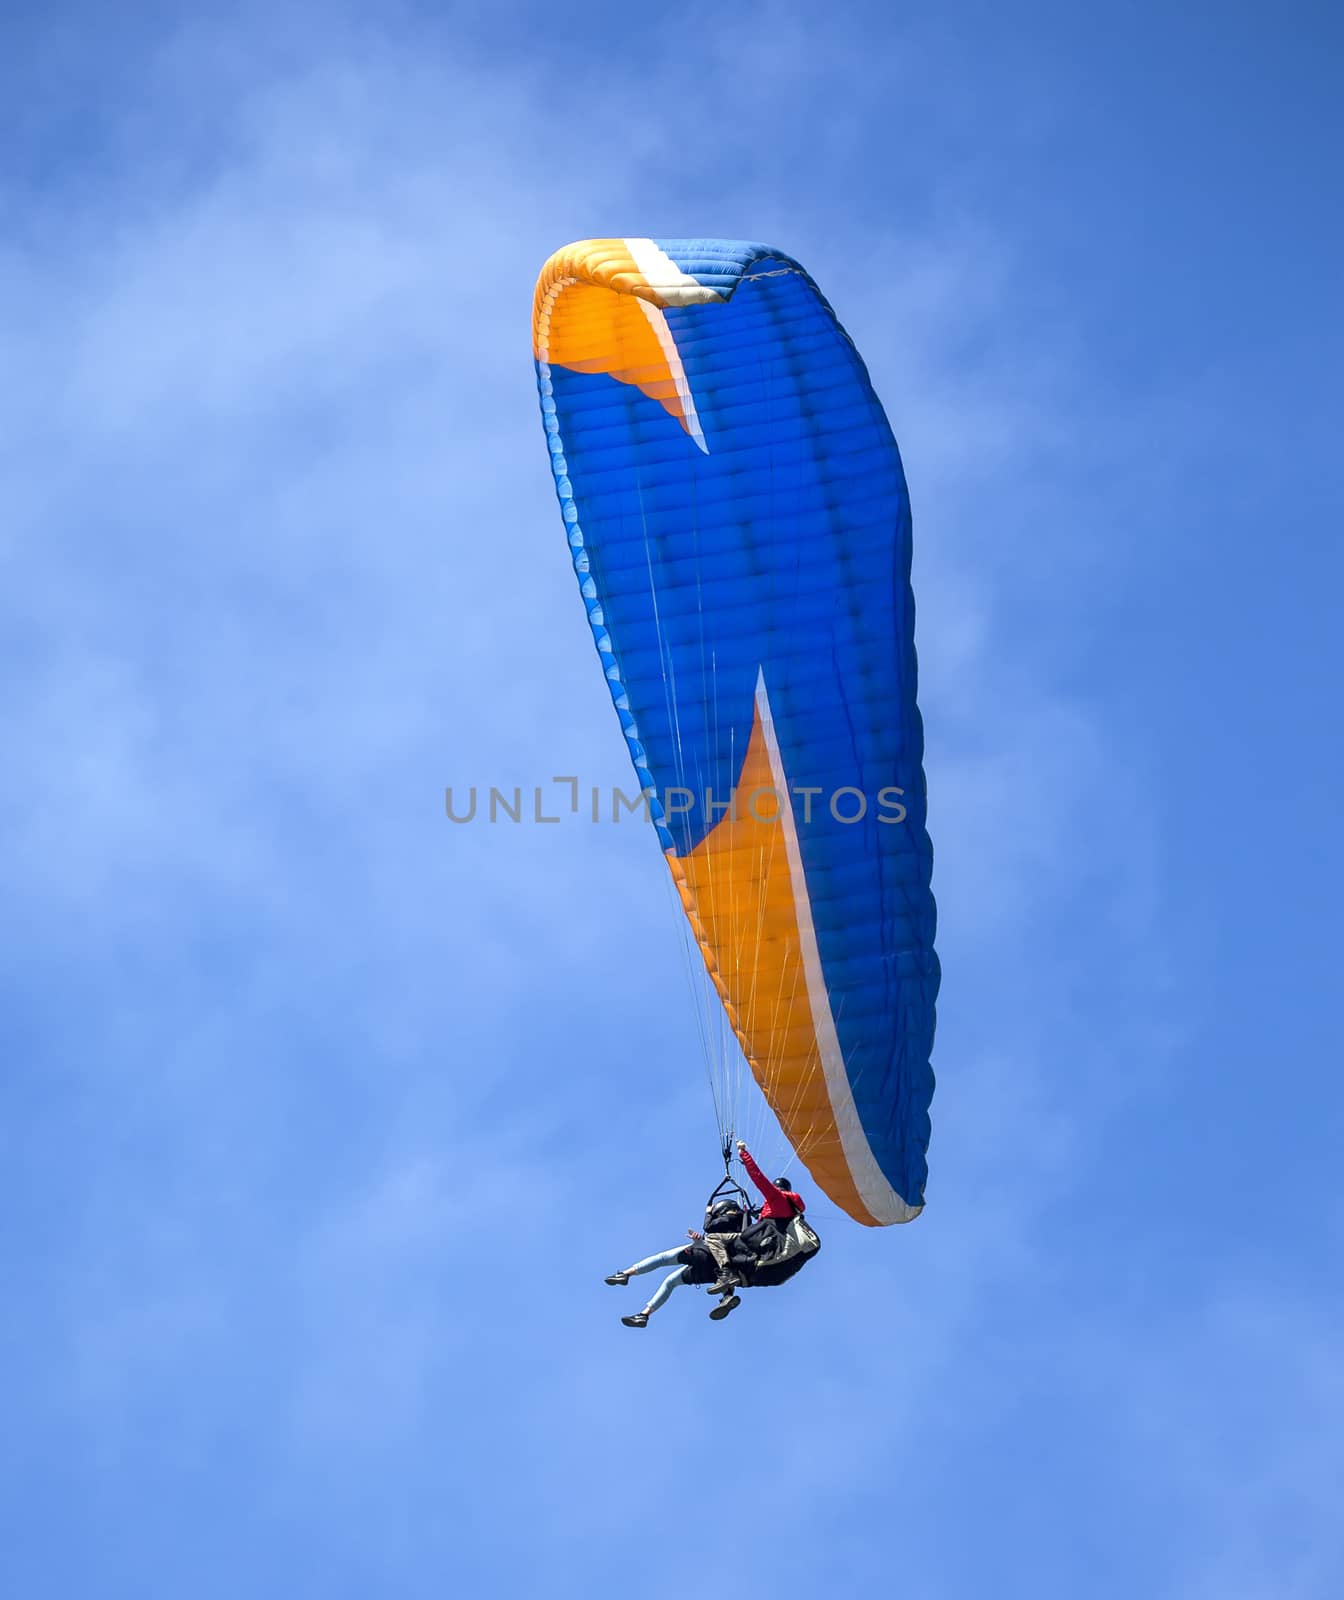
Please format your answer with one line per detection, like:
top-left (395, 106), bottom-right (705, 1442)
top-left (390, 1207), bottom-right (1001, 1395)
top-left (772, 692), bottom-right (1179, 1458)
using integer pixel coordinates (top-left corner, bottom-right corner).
top-left (534, 239), bottom-right (939, 1227)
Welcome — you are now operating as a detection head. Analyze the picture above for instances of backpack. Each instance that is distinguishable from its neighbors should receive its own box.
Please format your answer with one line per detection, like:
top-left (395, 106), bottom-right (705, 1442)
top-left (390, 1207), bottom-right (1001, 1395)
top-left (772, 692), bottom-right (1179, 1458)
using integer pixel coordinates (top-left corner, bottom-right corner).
top-left (733, 1204), bottom-right (821, 1287)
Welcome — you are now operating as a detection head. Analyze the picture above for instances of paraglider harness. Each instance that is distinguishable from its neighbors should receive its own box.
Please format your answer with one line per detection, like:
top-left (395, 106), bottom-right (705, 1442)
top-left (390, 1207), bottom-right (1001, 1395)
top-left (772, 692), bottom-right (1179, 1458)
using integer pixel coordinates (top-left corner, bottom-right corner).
top-left (697, 1137), bottom-right (822, 1289)
top-left (674, 1168), bottom-right (752, 1287)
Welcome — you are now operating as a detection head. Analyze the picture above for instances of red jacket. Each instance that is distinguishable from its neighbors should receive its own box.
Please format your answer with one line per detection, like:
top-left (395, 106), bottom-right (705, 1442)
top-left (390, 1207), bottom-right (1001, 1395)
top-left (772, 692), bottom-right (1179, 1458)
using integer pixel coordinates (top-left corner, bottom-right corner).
top-left (740, 1146), bottom-right (805, 1220)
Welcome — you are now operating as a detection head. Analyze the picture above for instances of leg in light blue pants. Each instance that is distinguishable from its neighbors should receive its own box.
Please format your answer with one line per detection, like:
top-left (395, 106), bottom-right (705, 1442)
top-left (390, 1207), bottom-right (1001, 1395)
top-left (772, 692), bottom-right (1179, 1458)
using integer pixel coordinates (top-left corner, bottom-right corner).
top-left (627, 1247), bottom-right (689, 1314)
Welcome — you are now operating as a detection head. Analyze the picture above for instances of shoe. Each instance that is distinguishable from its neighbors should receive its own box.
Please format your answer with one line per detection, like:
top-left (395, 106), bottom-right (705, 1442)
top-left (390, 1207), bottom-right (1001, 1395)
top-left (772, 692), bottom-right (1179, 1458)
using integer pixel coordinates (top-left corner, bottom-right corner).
top-left (605, 1271), bottom-right (631, 1285)
top-left (621, 1312), bottom-right (650, 1328)
top-left (709, 1295), bottom-right (741, 1321)
top-left (708, 1275), bottom-right (738, 1295)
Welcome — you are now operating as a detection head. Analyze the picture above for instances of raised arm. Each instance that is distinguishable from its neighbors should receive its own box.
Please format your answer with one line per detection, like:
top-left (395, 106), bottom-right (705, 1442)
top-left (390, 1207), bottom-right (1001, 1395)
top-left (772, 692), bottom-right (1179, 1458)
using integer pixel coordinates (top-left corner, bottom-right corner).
top-left (736, 1141), bottom-right (788, 1210)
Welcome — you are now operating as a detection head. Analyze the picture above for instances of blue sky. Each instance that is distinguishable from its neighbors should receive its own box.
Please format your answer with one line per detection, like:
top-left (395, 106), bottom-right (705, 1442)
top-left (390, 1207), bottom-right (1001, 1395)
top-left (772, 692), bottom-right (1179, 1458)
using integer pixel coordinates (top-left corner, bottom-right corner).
top-left (3, 2), bottom-right (1341, 1595)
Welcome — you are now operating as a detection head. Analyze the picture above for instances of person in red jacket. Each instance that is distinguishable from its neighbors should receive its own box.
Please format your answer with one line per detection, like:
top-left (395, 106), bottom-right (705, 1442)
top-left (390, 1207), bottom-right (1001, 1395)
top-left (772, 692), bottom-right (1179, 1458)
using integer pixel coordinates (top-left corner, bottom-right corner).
top-left (737, 1139), bottom-right (806, 1222)
top-left (707, 1139), bottom-right (807, 1296)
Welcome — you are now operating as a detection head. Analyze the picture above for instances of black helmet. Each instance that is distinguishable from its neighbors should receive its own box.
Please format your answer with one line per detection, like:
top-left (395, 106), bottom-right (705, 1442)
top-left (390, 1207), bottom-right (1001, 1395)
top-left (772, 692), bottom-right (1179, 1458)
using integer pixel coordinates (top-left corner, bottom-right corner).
top-left (708, 1199), bottom-right (741, 1219)
top-left (775, 1177), bottom-right (794, 1192)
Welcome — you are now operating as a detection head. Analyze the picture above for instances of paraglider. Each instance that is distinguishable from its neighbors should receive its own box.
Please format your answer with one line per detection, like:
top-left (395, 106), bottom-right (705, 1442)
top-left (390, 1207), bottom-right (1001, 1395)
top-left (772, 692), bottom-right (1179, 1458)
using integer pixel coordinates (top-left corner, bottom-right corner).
top-left (604, 1222), bottom-right (745, 1328)
top-left (605, 1145), bottom-right (815, 1328)
top-left (532, 239), bottom-right (939, 1275)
